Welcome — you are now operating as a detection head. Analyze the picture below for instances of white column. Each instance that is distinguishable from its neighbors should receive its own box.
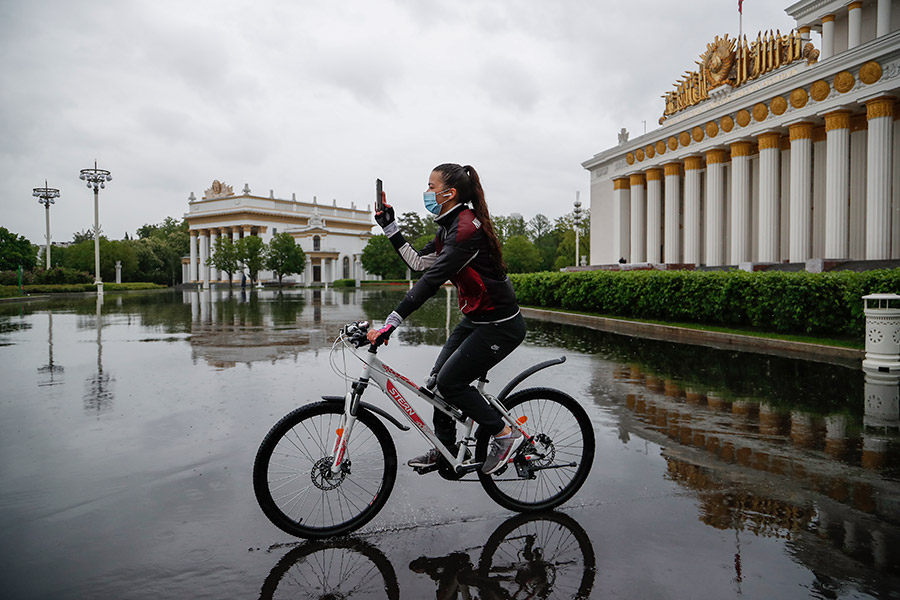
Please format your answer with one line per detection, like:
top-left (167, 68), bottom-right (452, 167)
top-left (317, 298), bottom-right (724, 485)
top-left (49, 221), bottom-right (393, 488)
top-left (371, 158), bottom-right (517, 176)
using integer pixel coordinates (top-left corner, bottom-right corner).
top-left (848, 2), bottom-right (862, 49)
top-left (664, 163), bottom-right (682, 263)
top-left (730, 142), bottom-right (752, 264)
top-left (866, 97), bottom-right (895, 259)
top-left (646, 168), bottom-right (663, 263)
top-left (757, 133), bottom-right (781, 262)
top-left (850, 119), bottom-right (868, 259)
top-left (893, 109), bottom-right (900, 258)
top-left (613, 178), bottom-right (631, 262)
top-left (629, 173), bottom-right (646, 262)
top-left (208, 228), bottom-right (219, 282)
top-left (705, 149), bottom-right (727, 266)
top-left (229, 228), bottom-right (240, 284)
top-left (821, 15), bottom-right (835, 60)
top-left (683, 157), bottom-right (702, 265)
top-left (780, 137), bottom-right (792, 261)
top-left (813, 128), bottom-right (827, 258)
top-left (189, 231), bottom-right (198, 282)
top-left (789, 122), bottom-right (814, 262)
top-left (877, 0), bottom-right (892, 37)
top-left (824, 111), bottom-right (851, 258)
top-left (199, 229), bottom-right (209, 287)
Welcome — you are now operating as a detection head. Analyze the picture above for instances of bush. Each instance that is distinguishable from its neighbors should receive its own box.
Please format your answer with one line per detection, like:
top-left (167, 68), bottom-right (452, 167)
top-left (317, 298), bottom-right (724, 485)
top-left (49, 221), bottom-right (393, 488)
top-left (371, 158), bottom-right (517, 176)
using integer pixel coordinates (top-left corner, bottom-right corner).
top-left (510, 269), bottom-right (900, 337)
top-left (331, 279), bottom-right (356, 287)
top-left (0, 270), bottom-right (34, 286)
top-left (32, 267), bottom-right (93, 285)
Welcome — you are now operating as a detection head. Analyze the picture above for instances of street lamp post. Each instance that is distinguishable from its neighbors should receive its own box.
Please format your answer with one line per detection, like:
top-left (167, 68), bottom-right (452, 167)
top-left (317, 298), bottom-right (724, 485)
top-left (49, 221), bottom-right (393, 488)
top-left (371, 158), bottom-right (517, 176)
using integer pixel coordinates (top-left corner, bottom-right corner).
top-left (573, 191), bottom-right (583, 267)
top-left (33, 181), bottom-right (60, 269)
top-left (79, 161), bottom-right (112, 292)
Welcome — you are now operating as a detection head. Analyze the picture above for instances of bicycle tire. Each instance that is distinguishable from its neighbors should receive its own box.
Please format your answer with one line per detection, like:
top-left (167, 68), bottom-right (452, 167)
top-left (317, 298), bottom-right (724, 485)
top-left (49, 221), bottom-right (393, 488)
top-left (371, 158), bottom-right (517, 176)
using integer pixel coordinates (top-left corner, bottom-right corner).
top-left (253, 401), bottom-right (397, 538)
top-left (476, 388), bottom-right (594, 512)
top-left (478, 511), bottom-right (595, 600)
top-left (259, 536), bottom-right (400, 599)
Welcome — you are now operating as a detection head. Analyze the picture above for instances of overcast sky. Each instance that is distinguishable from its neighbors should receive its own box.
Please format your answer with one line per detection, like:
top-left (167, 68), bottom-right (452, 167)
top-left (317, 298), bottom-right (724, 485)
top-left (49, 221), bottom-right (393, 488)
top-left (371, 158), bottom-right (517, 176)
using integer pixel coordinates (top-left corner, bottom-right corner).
top-left (1, 0), bottom-right (799, 244)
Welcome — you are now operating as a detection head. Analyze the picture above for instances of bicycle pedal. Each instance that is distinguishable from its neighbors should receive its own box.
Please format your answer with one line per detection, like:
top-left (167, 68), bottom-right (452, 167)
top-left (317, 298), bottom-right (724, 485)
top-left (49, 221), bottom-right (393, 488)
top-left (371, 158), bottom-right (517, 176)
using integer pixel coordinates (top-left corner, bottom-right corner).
top-left (412, 463), bottom-right (440, 475)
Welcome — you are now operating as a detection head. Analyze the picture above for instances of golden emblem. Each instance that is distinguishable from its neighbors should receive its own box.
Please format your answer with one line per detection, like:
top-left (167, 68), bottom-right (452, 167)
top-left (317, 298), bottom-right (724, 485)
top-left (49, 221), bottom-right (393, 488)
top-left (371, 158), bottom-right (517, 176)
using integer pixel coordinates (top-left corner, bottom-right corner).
top-left (706, 121), bottom-right (719, 137)
top-left (859, 61), bottom-right (883, 85)
top-left (753, 103), bottom-right (769, 122)
top-left (833, 71), bottom-right (855, 93)
top-left (771, 96), bottom-right (788, 115)
top-left (679, 131), bottom-right (691, 147)
top-left (736, 110), bottom-right (751, 127)
top-left (790, 88), bottom-right (809, 109)
top-left (810, 80), bottom-right (830, 102)
top-left (721, 115), bottom-right (735, 132)
top-left (656, 140), bottom-right (666, 155)
top-left (701, 36), bottom-right (736, 90)
top-left (692, 126), bottom-right (704, 142)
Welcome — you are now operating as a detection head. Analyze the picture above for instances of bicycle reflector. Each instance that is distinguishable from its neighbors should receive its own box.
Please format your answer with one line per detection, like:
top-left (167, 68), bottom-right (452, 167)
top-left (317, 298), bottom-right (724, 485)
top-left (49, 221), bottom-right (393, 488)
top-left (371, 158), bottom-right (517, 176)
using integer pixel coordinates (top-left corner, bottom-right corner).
top-left (517, 416), bottom-right (528, 424)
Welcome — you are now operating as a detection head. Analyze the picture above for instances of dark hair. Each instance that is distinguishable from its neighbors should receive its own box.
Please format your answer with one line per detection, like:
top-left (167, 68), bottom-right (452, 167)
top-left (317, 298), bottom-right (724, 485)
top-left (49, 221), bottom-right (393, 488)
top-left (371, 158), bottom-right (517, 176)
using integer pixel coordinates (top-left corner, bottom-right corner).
top-left (432, 163), bottom-right (507, 274)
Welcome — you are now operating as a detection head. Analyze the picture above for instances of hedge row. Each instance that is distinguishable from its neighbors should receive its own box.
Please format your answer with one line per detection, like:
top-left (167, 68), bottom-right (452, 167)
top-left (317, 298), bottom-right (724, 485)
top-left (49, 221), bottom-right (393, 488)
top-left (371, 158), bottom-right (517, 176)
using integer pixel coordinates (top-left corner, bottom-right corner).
top-left (0, 282), bottom-right (166, 298)
top-left (509, 269), bottom-right (900, 337)
top-left (0, 267), bottom-right (93, 286)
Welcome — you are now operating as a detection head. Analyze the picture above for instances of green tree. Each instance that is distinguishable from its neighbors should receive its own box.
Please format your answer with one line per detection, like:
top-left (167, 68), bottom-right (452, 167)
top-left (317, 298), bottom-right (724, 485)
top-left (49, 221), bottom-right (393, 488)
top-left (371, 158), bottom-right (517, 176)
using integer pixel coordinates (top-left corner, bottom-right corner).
top-left (237, 235), bottom-right (266, 283)
top-left (398, 212), bottom-right (437, 241)
top-left (0, 227), bottom-right (38, 271)
top-left (265, 232), bottom-right (307, 285)
top-left (503, 235), bottom-right (542, 274)
top-left (209, 236), bottom-right (241, 286)
top-left (72, 229), bottom-right (94, 243)
top-left (361, 234), bottom-right (406, 279)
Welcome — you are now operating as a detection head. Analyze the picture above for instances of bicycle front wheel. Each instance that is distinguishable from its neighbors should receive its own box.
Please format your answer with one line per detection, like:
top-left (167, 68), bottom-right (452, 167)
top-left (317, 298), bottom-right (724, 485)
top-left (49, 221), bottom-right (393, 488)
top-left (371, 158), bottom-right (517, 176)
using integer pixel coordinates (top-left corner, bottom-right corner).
top-left (476, 388), bottom-right (594, 512)
top-left (253, 401), bottom-right (397, 538)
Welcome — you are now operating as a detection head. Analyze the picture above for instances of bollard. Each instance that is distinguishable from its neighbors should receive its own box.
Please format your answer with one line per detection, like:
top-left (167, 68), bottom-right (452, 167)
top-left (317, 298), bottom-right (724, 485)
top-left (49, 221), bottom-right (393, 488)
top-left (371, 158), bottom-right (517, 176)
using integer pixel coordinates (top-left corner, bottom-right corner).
top-left (862, 293), bottom-right (900, 372)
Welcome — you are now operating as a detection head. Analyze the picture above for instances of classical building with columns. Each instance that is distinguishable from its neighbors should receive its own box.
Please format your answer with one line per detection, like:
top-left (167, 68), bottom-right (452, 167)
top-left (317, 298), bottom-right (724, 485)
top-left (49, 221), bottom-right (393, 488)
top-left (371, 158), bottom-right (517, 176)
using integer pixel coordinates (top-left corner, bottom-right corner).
top-left (583, 0), bottom-right (900, 268)
top-left (182, 180), bottom-right (376, 286)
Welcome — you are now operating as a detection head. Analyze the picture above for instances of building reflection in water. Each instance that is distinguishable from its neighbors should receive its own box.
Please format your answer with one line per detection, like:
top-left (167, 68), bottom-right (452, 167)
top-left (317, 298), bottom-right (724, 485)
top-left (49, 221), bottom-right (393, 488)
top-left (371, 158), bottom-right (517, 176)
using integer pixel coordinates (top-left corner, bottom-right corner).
top-left (84, 293), bottom-right (113, 414)
top-left (609, 354), bottom-right (900, 587)
top-left (37, 312), bottom-right (63, 387)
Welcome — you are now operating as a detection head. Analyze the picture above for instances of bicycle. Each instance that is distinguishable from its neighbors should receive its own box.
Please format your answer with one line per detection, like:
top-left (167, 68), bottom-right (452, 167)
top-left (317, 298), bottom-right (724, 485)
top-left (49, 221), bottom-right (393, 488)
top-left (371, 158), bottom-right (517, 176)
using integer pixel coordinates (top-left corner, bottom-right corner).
top-left (253, 321), bottom-right (595, 539)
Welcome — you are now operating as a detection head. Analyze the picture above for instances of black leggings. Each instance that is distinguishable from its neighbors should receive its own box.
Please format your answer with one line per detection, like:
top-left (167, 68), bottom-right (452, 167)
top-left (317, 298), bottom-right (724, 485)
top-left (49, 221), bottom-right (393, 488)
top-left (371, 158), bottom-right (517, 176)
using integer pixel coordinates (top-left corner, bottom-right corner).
top-left (431, 313), bottom-right (527, 448)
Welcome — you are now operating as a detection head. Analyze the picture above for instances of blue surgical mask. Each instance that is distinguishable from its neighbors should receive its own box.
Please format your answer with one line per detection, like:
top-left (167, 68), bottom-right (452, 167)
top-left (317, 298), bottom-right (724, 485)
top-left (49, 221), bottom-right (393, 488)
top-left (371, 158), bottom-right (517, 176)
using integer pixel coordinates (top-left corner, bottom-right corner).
top-left (423, 189), bottom-right (451, 215)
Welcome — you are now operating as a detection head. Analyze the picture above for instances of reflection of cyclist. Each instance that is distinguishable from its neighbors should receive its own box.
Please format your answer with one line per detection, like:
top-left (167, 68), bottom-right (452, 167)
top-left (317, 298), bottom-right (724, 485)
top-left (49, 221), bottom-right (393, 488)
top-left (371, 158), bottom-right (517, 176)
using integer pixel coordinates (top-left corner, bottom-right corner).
top-left (367, 163), bottom-right (526, 474)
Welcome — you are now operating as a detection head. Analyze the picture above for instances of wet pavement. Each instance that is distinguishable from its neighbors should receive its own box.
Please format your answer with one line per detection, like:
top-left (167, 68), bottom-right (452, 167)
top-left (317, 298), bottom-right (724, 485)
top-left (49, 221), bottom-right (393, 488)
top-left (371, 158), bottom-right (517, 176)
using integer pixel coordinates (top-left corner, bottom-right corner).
top-left (0, 288), bottom-right (898, 599)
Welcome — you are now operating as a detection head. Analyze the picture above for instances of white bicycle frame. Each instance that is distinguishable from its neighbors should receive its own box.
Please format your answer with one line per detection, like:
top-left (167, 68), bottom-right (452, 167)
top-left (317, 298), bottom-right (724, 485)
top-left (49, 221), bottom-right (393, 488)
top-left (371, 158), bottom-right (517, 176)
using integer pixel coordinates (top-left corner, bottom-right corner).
top-left (329, 339), bottom-right (521, 476)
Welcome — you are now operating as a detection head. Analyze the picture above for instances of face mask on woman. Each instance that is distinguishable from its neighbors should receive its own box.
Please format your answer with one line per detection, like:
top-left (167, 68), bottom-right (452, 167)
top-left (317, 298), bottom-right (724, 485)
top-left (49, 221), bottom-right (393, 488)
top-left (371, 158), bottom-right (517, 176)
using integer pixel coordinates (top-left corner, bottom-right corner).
top-left (423, 189), bottom-right (452, 216)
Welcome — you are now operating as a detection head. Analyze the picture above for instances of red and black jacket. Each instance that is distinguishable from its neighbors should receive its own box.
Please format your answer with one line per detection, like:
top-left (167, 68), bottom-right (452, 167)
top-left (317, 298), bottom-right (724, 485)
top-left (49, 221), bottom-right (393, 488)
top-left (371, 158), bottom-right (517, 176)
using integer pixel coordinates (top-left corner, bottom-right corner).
top-left (387, 204), bottom-right (519, 323)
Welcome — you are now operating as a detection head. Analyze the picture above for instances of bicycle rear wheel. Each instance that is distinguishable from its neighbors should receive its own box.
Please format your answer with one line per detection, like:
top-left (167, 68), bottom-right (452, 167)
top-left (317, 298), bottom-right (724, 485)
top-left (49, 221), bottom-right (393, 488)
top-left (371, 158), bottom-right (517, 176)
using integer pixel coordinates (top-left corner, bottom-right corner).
top-left (476, 388), bottom-right (594, 512)
top-left (253, 401), bottom-right (397, 538)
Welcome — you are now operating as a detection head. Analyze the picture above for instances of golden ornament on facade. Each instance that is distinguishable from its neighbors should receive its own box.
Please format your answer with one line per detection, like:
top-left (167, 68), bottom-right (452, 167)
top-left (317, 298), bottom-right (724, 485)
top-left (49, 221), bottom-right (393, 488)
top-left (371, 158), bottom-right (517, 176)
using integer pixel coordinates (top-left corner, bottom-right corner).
top-left (636, 148), bottom-right (645, 161)
top-left (668, 136), bottom-right (679, 150)
top-left (731, 141), bottom-right (753, 157)
top-left (824, 110), bottom-right (851, 131)
top-left (692, 126), bottom-right (704, 142)
top-left (646, 168), bottom-right (664, 182)
top-left (626, 152), bottom-right (635, 165)
top-left (656, 140), bottom-right (666, 155)
top-left (790, 88), bottom-right (809, 109)
top-left (770, 96), bottom-right (788, 115)
top-left (664, 163), bottom-right (682, 177)
top-left (705, 121), bottom-right (719, 137)
top-left (679, 131), bottom-right (691, 147)
top-left (833, 71), bottom-right (855, 93)
top-left (758, 132), bottom-right (781, 150)
top-left (706, 149), bottom-right (727, 164)
top-left (684, 156), bottom-right (703, 170)
top-left (613, 178), bottom-right (630, 190)
top-left (867, 97), bottom-right (895, 120)
top-left (810, 80), bottom-right (830, 102)
top-left (752, 103), bottom-right (768, 122)
top-left (859, 61), bottom-right (882, 85)
top-left (721, 115), bottom-right (735, 132)
top-left (646, 145), bottom-right (656, 158)
top-left (736, 109), bottom-right (751, 127)
top-left (629, 173), bottom-right (645, 186)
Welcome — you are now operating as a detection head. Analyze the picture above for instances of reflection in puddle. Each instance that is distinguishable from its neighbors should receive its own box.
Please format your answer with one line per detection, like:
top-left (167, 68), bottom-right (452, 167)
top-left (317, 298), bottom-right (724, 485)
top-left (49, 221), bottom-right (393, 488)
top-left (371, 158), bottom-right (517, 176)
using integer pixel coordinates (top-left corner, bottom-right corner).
top-left (258, 512), bottom-right (594, 599)
top-left (37, 312), bottom-right (64, 387)
top-left (84, 294), bottom-right (113, 414)
top-left (606, 353), bottom-right (900, 587)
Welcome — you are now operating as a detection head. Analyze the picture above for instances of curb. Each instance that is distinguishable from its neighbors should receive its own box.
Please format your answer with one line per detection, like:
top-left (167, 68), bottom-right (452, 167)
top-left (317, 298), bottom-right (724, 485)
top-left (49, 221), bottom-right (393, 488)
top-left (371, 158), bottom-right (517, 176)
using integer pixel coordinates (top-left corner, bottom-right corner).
top-left (520, 307), bottom-right (863, 368)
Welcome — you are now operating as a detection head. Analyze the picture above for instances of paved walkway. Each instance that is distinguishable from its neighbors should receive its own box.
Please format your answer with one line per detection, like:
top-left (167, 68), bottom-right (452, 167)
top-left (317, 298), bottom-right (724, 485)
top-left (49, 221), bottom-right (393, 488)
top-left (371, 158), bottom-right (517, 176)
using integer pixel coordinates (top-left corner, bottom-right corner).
top-left (519, 306), bottom-right (863, 368)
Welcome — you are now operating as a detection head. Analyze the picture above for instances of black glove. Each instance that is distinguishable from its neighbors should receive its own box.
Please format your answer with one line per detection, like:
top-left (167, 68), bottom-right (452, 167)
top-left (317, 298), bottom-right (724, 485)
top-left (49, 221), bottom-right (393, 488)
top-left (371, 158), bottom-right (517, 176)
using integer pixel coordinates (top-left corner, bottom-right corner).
top-left (375, 203), bottom-right (396, 229)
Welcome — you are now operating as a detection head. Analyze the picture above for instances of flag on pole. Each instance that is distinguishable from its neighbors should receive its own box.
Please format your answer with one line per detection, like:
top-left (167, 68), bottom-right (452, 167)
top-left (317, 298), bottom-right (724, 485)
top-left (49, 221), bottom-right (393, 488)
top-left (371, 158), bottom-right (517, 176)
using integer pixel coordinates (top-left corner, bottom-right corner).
top-left (738, 0), bottom-right (743, 14)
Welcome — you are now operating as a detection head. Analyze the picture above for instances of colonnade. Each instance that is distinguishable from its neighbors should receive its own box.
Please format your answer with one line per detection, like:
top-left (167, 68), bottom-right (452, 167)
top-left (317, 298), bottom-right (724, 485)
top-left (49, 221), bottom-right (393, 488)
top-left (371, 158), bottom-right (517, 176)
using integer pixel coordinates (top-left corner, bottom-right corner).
top-left (189, 225), bottom-right (261, 285)
top-left (816, 0), bottom-right (894, 60)
top-left (613, 96), bottom-right (897, 266)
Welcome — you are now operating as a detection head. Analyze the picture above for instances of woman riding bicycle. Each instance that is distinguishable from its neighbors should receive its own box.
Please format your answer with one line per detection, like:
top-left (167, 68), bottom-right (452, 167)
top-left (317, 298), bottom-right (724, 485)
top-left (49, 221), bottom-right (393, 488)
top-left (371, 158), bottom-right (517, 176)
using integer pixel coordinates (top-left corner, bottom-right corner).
top-left (366, 163), bottom-right (526, 475)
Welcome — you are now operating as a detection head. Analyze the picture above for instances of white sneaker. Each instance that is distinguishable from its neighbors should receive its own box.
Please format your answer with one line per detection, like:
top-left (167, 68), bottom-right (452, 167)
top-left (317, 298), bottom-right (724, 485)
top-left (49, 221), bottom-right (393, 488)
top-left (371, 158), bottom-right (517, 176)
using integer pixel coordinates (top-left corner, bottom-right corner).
top-left (482, 431), bottom-right (524, 474)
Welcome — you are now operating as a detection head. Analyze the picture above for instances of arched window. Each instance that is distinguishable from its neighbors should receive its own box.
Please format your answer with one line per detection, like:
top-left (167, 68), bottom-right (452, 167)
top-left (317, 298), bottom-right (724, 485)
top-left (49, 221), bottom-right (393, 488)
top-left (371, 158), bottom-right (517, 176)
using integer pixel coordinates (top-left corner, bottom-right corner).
top-left (313, 236), bottom-right (321, 251)
top-left (343, 256), bottom-right (350, 279)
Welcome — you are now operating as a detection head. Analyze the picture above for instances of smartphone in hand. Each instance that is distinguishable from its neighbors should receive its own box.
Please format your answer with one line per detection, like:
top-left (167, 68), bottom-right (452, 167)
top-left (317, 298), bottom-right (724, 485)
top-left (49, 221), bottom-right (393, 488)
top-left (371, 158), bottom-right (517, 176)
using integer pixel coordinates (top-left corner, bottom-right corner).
top-left (375, 179), bottom-right (384, 212)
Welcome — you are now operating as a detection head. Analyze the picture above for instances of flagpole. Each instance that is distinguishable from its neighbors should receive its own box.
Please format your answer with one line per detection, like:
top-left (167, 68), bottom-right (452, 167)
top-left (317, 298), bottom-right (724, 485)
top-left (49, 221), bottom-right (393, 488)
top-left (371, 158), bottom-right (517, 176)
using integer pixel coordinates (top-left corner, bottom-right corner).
top-left (738, 0), bottom-right (743, 43)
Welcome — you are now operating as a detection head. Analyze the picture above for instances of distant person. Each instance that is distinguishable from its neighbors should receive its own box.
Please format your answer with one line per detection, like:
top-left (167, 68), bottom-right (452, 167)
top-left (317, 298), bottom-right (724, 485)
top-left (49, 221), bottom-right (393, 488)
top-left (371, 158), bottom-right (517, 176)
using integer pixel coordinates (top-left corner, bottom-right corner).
top-left (241, 272), bottom-right (247, 290)
top-left (366, 163), bottom-right (526, 474)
